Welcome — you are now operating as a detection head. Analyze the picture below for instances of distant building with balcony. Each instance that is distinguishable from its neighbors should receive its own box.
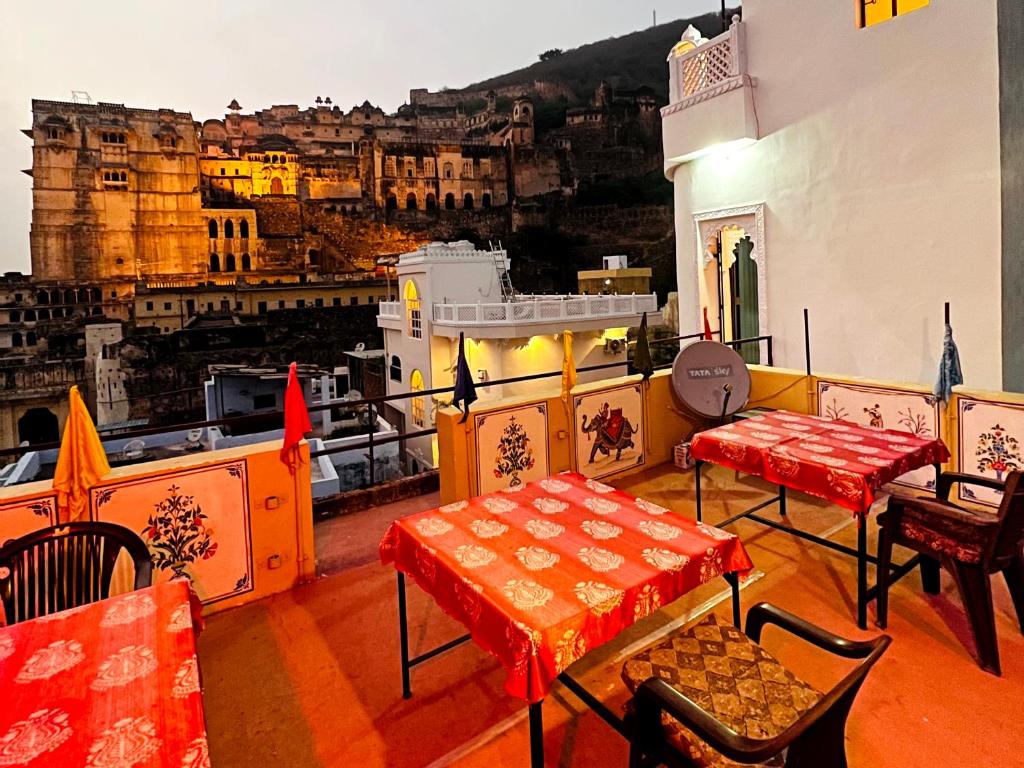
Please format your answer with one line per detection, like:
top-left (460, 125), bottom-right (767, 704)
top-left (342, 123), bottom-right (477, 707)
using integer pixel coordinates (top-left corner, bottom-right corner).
top-left (663, 1), bottom-right (1024, 391)
top-left (377, 241), bottom-right (662, 470)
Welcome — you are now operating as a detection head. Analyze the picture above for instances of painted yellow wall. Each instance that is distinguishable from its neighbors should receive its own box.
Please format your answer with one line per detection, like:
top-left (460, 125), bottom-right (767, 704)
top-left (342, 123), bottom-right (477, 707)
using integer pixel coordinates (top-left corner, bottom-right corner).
top-left (0, 440), bottom-right (315, 615)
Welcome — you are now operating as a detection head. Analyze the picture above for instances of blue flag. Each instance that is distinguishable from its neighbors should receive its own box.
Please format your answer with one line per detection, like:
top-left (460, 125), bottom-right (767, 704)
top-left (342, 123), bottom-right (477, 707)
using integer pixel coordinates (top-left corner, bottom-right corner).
top-left (934, 322), bottom-right (964, 403)
top-left (452, 332), bottom-right (478, 423)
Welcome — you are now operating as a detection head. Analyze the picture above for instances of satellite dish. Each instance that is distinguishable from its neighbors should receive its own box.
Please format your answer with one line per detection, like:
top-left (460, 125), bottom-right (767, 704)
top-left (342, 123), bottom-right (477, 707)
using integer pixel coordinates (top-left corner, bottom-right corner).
top-left (346, 389), bottom-right (362, 402)
top-left (355, 342), bottom-right (366, 352)
top-left (670, 341), bottom-right (751, 419)
top-left (186, 429), bottom-right (203, 444)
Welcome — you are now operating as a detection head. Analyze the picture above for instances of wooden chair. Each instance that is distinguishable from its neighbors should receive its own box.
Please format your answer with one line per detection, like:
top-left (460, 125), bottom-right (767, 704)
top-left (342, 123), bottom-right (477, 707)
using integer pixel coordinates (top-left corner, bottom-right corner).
top-left (0, 521), bottom-right (153, 625)
top-left (622, 603), bottom-right (890, 768)
top-left (876, 470), bottom-right (1024, 675)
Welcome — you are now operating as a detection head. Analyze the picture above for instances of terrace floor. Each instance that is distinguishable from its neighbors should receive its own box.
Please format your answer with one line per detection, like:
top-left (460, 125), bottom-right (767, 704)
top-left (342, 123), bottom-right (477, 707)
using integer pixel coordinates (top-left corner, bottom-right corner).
top-left (197, 465), bottom-right (1024, 767)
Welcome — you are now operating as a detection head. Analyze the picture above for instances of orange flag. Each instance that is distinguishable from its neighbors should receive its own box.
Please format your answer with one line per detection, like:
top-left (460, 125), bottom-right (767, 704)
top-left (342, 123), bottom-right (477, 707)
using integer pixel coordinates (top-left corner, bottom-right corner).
top-left (53, 385), bottom-right (110, 522)
top-left (280, 362), bottom-right (312, 475)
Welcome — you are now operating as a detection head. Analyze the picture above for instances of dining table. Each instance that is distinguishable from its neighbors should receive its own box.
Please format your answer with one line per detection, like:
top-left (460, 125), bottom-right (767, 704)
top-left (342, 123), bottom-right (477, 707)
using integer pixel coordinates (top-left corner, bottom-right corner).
top-left (380, 471), bottom-right (754, 768)
top-left (0, 580), bottom-right (210, 767)
top-left (690, 408), bottom-right (951, 628)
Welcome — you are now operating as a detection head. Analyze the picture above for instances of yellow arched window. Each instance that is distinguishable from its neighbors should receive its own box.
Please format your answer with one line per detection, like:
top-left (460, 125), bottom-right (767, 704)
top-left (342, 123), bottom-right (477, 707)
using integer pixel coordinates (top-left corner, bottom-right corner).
top-left (404, 280), bottom-right (422, 339)
top-left (410, 369), bottom-right (425, 427)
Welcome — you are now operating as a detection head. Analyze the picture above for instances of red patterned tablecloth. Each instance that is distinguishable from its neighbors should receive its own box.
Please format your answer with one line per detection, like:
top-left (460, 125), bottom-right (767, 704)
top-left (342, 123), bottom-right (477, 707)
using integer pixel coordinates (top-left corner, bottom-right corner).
top-left (0, 581), bottom-right (209, 767)
top-left (690, 410), bottom-right (950, 514)
top-left (379, 472), bottom-right (753, 703)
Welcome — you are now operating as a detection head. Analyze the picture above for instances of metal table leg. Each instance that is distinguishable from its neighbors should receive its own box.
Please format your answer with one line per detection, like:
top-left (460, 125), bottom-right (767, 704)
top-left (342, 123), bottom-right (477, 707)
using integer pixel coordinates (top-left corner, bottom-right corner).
top-left (529, 701), bottom-right (544, 768)
top-left (725, 572), bottom-right (741, 627)
top-left (695, 460), bottom-right (704, 522)
top-left (397, 572), bottom-right (412, 699)
top-left (857, 520), bottom-right (868, 630)
top-left (778, 485), bottom-right (787, 517)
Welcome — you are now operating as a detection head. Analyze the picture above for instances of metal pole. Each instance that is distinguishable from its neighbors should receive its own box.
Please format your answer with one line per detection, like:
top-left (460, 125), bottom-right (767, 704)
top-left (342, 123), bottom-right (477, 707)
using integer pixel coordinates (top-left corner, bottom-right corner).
top-left (397, 572), bottom-right (412, 699)
top-left (529, 702), bottom-right (545, 768)
top-left (857, 521), bottom-right (868, 630)
top-left (803, 308), bottom-right (811, 375)
top-left (367, 402), bottom-right (375, 486)
top-left (717, 237), bottom-right (725, 343)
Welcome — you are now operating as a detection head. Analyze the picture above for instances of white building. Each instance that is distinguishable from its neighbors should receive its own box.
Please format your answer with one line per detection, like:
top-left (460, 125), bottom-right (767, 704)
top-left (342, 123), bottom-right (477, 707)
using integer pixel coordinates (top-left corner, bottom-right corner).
top-left (664, 0), bottom-right (1023, 390)
top-left (377, 241), bottom-right (661, 470)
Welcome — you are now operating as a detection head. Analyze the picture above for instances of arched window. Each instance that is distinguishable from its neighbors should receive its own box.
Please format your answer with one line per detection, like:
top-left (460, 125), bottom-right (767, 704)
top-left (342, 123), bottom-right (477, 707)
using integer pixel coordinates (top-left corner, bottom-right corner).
top-left (386, 194), bottom-right (398, 211)
top-left (463, 193), bottom-right (474, 210)
top-left (77, 288), bottom-right (89, 303)
top-left (425, 193), bottom-right (437, 211)
top-left (443, 162), bottom-right (454, 179)
top-left (271, 177), bottom-right (284, 195)
top-left (240, 219), bottom-right (249, 238)
top-left (482, 193), bottom-right (492, 208)
top-left (410, 369), bottom-right (425, 427)
top-left (38, 309), bottom-right (49, 320)
top-left (36, 290), bottom-right (48, 304)
top-left (308, 249), bottom-right (320, 266)
top-left (26, 332), bottom-right (36, 346)
top-left (224, 219), bottom-right (234, 239)
top-left (404, 280), bottom-right (422, 339)
top-left (12, 332), bottom-right (22, 347)
top-left (120, 171), bottom-right (127, 182)
top-left (389, 355), bottom-right (402, 382)
top-left (225, 254), bottom-right (236, 272)
top-left (209, 253), bottom-right (220, 272)
top-left (9, 310), bottom-right (20, 322)
top-left (406, 193), bottom-right (417, 210)
top-left (444, 192), bottom-right (455, 210)
top-left (241, 253), bottom-right (251, 270)
top-left (63, 289), bottom-right (75, 304)
top-left (91, 287), bottom-right (101, 302)
top-left (208, 219), bottom-right (218, 239)
top-left (24, 309), bottom-right (36, 322)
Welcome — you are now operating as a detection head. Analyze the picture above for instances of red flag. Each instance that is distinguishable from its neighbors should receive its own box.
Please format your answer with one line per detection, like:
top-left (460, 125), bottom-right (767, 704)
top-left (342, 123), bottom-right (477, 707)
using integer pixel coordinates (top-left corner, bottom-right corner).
top-left (280, 362), bottom-right (312, 475)
top-left (703, 306), bottom-right (714, 341)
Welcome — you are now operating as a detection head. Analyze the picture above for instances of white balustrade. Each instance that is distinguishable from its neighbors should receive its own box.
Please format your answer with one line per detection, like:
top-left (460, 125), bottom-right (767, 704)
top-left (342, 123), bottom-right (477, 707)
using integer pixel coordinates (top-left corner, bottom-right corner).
top-left (668, 19), bottom-right (747, 107)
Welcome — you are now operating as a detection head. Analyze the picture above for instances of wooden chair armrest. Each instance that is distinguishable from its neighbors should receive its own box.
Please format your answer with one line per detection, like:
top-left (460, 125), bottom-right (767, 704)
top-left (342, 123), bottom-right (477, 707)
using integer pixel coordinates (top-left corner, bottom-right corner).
top-left (744, 602), bottom-right (878, 659)
top-left (937, 471), bottom-right (1005, 501)
top-left (889, 495), bottom-right (998, 528)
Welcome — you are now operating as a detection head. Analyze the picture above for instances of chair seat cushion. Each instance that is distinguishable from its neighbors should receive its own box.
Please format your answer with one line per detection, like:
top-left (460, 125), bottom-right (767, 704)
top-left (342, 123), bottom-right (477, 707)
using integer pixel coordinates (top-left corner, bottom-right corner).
top-left (881, 507), bottom-right (989, 564)
top-left (621, 613), bottom-right (821, 768)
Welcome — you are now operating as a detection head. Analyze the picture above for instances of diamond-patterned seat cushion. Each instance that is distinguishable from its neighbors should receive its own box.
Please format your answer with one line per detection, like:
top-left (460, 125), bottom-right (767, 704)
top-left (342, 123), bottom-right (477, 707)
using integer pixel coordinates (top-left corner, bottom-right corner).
top-left (621, 613), bottom-right (822, 768)
top-left (880, 506), bottom-right (990, 565)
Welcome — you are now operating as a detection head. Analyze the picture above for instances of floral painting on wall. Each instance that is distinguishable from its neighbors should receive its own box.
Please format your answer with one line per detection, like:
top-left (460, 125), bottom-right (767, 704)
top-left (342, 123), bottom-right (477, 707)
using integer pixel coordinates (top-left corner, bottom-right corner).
top-left (0, 494), bottom-right (55, 548)
top-left (817, 380), bottom-right (941, 490)
top-left (574, 383), bottom-right (645, 480)
top-left (92, 460), bottom-right (253, 604)
top-left (958, 397), bottom-right (1024, 508)
top-left (475, 403), bottom-right (549, 494)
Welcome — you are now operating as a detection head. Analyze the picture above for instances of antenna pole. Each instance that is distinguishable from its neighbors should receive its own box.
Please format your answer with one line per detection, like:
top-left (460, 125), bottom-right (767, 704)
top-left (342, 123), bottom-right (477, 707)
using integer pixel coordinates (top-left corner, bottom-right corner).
top-left (944, 301), bottom-right (950, 325)
top-left (803, 308), bottom-right (811, 376)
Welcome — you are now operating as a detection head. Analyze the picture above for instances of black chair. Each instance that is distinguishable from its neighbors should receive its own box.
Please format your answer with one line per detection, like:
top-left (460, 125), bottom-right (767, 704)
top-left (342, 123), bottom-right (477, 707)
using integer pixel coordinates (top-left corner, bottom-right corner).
top-left (622, 603), bottom-right (890, 768)
top-left (0, 521), bottom-right (153, 625)
top-left (877, 470), bottom-right (1024, 675)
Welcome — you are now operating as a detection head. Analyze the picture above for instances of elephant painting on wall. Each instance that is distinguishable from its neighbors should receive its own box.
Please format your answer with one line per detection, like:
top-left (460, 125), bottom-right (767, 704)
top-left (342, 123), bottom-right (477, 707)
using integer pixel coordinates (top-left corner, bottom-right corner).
top-left (574, 384), bottom-right (645, 480)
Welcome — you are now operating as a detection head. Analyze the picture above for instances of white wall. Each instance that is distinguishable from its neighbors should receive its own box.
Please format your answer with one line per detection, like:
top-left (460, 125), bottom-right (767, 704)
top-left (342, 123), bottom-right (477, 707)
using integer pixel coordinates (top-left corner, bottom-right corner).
top-left (669, 0), bottom-right (1002, 387)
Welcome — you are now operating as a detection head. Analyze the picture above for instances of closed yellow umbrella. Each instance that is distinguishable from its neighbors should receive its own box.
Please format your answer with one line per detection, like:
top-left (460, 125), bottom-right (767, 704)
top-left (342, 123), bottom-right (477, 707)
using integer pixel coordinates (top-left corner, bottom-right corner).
top-left (53, 386), bottom-right (110, 522)
top-left (560, 330), bottom-right (577, 408)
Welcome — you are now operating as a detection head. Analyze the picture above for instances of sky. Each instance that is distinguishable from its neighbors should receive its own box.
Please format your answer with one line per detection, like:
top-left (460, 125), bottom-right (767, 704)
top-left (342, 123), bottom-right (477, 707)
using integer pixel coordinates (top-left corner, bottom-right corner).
top-left (0, 0), bottom-right (718, 274)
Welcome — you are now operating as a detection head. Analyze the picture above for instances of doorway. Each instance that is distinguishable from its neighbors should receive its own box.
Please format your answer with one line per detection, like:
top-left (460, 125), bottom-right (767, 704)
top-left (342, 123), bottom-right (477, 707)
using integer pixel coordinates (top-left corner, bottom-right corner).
top-left (18, 407), bottom-right (59, 445)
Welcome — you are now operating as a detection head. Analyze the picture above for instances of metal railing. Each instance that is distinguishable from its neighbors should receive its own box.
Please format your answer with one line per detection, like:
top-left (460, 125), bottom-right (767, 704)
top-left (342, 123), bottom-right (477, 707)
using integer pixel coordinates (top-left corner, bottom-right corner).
top-left (0, 331), bottom-right (774, 489)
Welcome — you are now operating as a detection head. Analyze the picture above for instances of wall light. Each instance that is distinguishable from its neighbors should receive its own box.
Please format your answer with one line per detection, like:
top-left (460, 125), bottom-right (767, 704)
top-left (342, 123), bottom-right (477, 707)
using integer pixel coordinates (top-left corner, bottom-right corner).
top-left (668, 137), bottom-right (756, 165)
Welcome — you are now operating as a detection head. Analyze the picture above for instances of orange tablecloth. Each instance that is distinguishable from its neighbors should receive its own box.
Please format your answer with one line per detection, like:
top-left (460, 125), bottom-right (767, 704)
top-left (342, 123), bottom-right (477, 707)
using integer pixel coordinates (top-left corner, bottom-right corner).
top-left (380, 472), bottom-right (753, 703)
top-left (690, 410), bottom-right (950, 514)
top-left (0, 581), bottom-right (209, 767)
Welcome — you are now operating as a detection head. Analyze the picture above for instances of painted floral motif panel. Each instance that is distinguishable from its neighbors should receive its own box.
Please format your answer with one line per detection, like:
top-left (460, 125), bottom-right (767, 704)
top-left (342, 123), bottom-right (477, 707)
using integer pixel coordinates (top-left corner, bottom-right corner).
top-left (957, 397), bottom-right (1024, 508)
top-left (574, 384), bottom-right (645, 480)
top-left (91, 460), bottom-right (252, 604)
top-left (475, 404), bottom-right (549, 495)
top-left (817, 380), bottom-right (940, 490)
top-left (0, 495), bottom-right (56, 548)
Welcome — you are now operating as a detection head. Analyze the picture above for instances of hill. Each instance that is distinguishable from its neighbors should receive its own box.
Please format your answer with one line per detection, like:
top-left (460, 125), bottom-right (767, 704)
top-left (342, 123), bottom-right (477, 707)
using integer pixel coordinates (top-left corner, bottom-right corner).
top-left (455, 10), bottom-right (731, 106)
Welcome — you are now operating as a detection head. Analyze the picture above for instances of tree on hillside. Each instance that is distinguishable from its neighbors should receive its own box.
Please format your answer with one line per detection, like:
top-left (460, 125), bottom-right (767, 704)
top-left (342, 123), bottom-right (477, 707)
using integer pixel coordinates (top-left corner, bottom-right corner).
top-left (539, 49), bottom-right (564, 62)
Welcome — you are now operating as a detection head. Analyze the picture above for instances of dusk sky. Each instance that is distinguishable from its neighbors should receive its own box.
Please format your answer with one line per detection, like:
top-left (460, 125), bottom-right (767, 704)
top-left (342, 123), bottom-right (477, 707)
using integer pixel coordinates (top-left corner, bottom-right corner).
top-left (0, 0), bottom-right (718, 273)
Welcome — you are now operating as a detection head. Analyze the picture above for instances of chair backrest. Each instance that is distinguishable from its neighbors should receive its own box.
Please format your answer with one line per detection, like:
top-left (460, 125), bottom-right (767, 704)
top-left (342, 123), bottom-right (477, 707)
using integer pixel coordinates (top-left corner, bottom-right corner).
top-left (0, 521), bottom-right (153, 625)
top-left (991, 470), bottom-right (1024, 567)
